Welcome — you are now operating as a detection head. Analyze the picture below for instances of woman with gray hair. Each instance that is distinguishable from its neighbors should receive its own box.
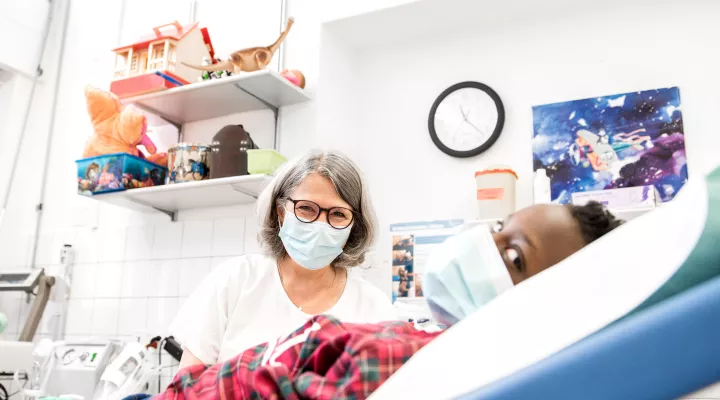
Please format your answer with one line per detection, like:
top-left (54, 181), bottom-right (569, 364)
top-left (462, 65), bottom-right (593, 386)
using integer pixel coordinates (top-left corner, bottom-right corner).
top-left (172, 150), bottom-right (396, 368)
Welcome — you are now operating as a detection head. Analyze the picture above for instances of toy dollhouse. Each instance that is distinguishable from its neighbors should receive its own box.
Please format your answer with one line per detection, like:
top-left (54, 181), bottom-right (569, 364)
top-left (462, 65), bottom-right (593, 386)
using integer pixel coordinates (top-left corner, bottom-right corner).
top-left (110, 21), bottom-right (215, 98)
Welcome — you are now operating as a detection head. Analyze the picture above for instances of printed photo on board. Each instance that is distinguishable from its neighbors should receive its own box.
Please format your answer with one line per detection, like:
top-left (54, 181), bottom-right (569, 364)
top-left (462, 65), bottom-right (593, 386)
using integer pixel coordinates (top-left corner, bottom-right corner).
top-left (389, 220), bottom-right (465, 304)
top-left (392, 235), bottom-right (415, 302)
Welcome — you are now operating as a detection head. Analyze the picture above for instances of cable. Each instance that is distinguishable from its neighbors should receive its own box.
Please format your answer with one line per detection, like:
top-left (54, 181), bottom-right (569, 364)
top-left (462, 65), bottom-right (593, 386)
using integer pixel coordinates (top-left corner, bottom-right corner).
top-left (158, 337), bottom-right (167, 391)
top-left (5, 377), bottom-right (27, 399)
top-left (0, 382), bottom-right (8, 400)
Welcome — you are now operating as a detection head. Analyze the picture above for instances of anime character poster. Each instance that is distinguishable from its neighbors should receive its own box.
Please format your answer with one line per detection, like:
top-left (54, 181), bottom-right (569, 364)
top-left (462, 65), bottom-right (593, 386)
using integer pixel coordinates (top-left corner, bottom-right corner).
top-left (532, 87), bottom-right (687, 204)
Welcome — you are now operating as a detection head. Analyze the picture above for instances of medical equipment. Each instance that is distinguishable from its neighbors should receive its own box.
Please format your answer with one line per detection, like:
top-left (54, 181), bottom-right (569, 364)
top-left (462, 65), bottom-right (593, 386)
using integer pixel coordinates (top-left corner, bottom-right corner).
top-left (11, 340), bottom-right (119, 400)
top-left (424, 225), bottom-right (513, 326)
top-left (162, 337), bottom-right (183, 362)
top-left (474, 167), bottom-right (517, 220)
top-left (0, 342), bottom-right (33, 377)
top-left (0, 268), bottom-right (57, 377)
top-left (10, 339), bottom-right (159, 400)
top-left (0, 269), bottom-right (43, 292)
top-left (93, 342), bottom-right (153, 400)
top-left (279, 209), bottom-right (352, 271)
top-left (47, 341), bottom-right (121, 399)
top-left (0, 268), bottom-right (55, 342)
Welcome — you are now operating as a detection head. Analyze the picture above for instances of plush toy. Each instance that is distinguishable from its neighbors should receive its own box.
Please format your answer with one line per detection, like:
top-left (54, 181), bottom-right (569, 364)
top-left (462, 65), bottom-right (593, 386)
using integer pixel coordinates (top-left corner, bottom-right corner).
top-left (83, 85), bottom-right (168, 166)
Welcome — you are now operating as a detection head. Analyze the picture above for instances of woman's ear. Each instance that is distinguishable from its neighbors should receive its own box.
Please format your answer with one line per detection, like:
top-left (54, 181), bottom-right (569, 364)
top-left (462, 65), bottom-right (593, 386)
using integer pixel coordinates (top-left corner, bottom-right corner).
top-left (277, 204), bottom-right (285, 225)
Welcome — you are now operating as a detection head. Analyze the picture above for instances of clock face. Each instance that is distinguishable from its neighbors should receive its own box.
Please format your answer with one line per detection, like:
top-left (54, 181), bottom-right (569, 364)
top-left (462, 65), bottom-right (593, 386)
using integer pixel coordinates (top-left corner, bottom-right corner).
top-left (428, 82), bottom-right (505, 158)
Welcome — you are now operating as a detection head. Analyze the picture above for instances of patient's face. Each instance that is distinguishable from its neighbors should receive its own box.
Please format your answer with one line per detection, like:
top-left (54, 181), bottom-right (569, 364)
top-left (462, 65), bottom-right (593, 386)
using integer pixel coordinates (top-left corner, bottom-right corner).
top-left (492, 205), bottom-right (586, 285)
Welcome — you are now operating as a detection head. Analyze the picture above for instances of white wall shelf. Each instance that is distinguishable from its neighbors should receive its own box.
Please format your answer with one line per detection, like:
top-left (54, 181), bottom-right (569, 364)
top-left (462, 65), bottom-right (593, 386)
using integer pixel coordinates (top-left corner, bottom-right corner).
top-left (86, 175), bottom-right (270, 218)
top-left (123, 69), bottom-right (310, 126)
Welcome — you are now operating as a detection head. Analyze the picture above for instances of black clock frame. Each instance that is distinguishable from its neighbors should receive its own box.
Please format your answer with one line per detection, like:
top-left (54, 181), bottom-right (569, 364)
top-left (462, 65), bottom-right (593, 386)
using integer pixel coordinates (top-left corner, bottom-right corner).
top-left (428, 81), bottom-right (505, 158)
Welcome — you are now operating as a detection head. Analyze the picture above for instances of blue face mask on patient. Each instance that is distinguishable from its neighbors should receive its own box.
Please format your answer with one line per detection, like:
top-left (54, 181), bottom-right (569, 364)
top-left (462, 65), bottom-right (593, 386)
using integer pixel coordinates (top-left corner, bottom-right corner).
top-left (424, 225), bottom-right (514, 326)
top-left (279, 210), bottom-right (352, 270)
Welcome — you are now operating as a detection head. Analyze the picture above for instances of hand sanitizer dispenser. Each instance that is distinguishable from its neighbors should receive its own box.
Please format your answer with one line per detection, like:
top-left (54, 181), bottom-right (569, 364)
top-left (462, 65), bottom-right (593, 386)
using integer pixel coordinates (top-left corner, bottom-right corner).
top-left (534, 169), bottom-right (552, 204)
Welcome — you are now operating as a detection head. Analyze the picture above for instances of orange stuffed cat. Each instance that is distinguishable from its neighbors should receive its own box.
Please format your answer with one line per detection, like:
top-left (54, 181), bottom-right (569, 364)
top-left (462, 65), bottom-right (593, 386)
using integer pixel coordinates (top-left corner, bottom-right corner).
top-left (83, 85), bottom-right (168, 166)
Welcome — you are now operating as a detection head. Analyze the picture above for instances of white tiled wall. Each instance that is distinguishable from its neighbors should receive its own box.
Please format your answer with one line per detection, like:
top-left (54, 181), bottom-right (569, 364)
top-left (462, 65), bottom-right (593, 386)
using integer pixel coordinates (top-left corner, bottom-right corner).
top-left (0, 216), bottom-right (258, 342)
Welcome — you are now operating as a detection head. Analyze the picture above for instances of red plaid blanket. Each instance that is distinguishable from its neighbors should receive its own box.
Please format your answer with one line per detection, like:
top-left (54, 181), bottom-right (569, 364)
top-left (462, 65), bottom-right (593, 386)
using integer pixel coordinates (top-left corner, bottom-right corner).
top-left (156, 315), bottom-right (441, 399)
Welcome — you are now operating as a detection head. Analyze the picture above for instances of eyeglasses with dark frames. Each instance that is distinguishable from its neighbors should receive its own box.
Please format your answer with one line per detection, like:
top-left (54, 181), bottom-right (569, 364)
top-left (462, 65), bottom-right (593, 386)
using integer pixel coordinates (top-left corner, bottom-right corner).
top-left (285, 198), bottom-right (356, 230)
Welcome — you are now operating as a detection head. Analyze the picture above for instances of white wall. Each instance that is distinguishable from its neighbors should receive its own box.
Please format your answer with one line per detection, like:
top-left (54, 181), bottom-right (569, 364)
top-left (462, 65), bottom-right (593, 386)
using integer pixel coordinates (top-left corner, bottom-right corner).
top-left (0, 0), bottom-right (50, 76)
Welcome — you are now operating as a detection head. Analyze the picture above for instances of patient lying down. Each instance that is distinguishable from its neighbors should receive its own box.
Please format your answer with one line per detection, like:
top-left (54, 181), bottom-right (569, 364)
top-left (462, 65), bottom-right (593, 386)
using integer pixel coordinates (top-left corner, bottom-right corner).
top-left (156, 202), bottom-right (623, 400)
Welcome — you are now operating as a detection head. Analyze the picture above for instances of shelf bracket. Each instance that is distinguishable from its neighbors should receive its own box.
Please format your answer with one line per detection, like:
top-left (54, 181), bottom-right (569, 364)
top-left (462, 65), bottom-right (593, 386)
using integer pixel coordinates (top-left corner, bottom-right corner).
top-left (132, 103), bottom-right (182, 130)
top-left (234, 84), bottom-right (278, 114)
top-left (231, 186), bottom-right (260, 200)
top-left (234, 83), bottom-right (280, 149)
top-left (273, 107), bottom-right (281, 151)
top-left (152, 207), bottom-right (177, 222)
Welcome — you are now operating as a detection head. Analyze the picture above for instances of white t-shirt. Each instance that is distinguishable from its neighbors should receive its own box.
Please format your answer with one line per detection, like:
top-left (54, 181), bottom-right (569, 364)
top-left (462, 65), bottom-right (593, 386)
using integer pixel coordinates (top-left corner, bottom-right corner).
top-left (170, 254), bottom-right (397, 364)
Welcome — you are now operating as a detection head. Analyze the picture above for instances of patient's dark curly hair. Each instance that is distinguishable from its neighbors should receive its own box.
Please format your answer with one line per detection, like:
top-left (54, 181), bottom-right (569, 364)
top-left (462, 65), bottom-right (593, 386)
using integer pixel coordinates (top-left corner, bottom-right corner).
top-left (568, 201), bottom-right (625, 244)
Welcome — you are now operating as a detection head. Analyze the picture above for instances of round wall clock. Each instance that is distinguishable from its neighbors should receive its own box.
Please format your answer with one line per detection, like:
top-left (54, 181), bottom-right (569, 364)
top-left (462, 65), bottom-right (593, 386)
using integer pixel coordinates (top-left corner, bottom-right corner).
top-left (428, 81), bottom-right (505, 158)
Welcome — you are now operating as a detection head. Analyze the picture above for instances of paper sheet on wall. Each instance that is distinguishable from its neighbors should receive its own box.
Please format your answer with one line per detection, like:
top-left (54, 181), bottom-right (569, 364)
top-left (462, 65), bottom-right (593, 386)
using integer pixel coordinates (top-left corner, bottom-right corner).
top-left (389, 219), bottom-right (465, 309)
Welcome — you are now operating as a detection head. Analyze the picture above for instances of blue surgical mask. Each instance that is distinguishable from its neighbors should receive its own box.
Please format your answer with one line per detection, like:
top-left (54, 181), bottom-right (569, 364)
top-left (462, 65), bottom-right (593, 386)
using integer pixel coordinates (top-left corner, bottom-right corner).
top-left (279, 210), bottom-right (352, 270)
top-left (424, 225), bottom-right (514, 326)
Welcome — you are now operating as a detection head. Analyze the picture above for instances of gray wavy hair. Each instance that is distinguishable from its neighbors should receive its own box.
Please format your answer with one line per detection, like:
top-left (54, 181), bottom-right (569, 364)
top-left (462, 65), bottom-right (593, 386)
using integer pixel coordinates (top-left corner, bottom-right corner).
top-left (256, 149), bottom-right (377, 268)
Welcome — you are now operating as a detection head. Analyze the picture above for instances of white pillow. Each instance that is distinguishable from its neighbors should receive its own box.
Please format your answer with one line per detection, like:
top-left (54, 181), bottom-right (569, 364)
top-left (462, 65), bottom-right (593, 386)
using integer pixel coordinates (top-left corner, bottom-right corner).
top-left (372, 168), bottom-right (719, 399)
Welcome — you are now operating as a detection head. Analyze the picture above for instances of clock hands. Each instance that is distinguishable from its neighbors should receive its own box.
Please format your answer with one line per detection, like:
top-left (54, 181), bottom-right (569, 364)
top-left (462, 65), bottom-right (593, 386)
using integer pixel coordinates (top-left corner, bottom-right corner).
top-left (466, 120), bottom-right (485, 137)
top-left (459, 106), bottom-right (485, 138)
top-left (460, 107), bottom-right (469, 121)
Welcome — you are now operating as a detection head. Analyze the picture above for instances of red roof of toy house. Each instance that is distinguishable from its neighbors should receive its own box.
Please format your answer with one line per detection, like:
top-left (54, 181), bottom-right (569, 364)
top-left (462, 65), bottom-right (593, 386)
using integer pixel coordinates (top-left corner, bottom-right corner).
top-left (112, 22), bottom-right (215, 59)
top-left (200, 27), bottom-right (216, 60)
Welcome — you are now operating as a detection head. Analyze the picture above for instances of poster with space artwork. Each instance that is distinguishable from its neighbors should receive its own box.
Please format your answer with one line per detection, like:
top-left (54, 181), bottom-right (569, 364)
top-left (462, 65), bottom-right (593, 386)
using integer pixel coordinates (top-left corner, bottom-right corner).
top-left (531, 87), bottom-right (687, 204)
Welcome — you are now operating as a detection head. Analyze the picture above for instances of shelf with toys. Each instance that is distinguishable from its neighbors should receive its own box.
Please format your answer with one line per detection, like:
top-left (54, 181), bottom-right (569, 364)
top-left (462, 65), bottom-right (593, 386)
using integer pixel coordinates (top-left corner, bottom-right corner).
top-left (94, 174), bottom-right (271, 217)
top-left (76, 17), bottom-right (304, 220)
top-left (123, 68), bottom-right (309, 126)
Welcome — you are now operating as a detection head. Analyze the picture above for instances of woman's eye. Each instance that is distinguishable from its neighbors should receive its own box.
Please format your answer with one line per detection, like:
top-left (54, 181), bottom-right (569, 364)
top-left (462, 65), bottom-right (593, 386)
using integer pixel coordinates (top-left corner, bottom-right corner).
top-left (504, 247), bottom-right (524, 272)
